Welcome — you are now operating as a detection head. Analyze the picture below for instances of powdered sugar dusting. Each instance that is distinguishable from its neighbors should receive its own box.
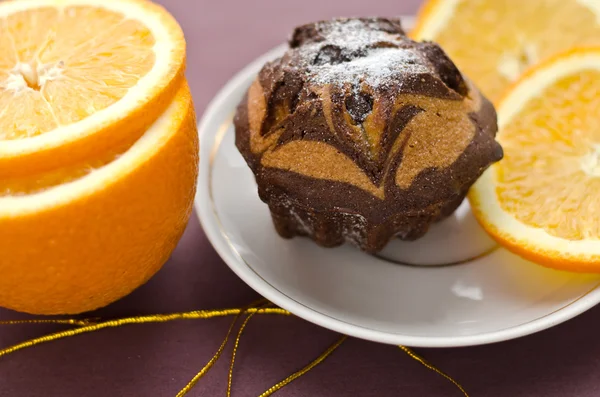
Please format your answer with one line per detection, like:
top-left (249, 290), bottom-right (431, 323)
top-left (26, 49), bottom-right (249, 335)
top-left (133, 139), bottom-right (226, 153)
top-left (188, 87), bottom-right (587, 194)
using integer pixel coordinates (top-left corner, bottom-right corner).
top-left (310, 47), bottom-right (428, 88)
top-left (283, 200), bottom-right (312, 234)
top-left (315, 19), bottom-right (399, 52)
top-left (295, 19), bottom-right (430, 89)
top-left (341, 213), bottom-right (368, 247)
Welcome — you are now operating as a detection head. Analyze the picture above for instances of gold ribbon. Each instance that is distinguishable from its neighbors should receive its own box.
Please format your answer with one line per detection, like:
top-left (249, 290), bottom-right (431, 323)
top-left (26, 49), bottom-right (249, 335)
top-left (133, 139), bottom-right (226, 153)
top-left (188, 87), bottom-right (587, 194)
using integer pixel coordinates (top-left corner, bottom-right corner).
top-left (0, 302), bottom-right (469, 397)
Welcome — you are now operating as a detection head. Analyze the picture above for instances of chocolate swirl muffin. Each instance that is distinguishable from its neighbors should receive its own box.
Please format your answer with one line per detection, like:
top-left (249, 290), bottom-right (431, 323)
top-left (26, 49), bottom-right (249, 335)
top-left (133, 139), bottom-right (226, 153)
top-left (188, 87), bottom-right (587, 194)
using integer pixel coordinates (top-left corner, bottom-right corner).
top-left (235, 17), bottom-right (503, 253)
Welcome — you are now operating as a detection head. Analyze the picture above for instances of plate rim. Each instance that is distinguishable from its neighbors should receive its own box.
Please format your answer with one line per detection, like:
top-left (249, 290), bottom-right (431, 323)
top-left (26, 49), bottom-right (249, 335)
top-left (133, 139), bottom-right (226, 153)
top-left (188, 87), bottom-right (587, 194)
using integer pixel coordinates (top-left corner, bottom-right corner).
top-left (195, 18), bottom-right (600, 347)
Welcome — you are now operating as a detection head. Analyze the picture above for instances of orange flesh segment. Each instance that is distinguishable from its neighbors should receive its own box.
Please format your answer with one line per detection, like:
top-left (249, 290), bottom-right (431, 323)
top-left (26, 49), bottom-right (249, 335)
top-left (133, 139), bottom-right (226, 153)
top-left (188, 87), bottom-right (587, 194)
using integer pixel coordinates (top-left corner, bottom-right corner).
top-left (431, 0), bottom-right (600, 101)
top-left (0, 6), bottom-right (156, 140)
top-left (497, 69), bottom-right (600, 240)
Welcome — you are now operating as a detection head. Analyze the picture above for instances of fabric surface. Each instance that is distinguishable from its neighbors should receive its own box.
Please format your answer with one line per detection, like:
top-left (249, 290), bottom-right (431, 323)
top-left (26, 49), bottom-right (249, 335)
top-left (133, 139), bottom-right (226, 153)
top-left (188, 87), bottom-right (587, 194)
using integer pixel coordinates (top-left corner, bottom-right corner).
top-left (2, 1), bottom-right (600, 396)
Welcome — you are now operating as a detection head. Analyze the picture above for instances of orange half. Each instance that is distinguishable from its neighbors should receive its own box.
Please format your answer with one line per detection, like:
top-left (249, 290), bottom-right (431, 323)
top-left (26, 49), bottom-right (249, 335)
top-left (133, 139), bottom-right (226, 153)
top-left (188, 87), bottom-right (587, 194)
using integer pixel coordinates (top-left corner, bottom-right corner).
top-left (0, 82), bottom-right (198, 315)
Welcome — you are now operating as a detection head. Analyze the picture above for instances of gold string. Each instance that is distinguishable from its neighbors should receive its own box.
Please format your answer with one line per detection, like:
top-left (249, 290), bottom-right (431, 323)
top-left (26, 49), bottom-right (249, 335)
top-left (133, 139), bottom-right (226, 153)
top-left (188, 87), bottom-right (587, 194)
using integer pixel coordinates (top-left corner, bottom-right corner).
top-left (175, 312), bottom-right (242, 397)
top-left (0, 307), bottom-right (290, 359)
top-left (0, 306), bottom-right (468, 397)
top-left (258, 335), bottom-right (348, 397)
top-left (398, 345), bottom-right (469, 397)
top-left (227, 304), bottom-right (267, 397)
top-left (176, 299), bottom-right (269, 397)
top-left (0, 318), bottom-right (99, 326)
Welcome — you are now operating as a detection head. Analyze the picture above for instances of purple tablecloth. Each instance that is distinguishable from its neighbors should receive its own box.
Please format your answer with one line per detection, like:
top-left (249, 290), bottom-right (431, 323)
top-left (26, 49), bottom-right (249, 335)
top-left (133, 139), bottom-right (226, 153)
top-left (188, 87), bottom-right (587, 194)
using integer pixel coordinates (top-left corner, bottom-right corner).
top-left (2, 1), bottom-right (600, 396)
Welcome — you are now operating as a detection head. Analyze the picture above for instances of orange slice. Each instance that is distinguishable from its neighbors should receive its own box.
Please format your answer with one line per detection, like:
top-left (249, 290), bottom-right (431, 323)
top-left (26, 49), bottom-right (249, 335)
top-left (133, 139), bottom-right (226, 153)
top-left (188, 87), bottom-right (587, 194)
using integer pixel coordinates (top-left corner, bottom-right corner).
top-left (0, 82), bottom-right (198, 315)
top-left (469, 48), bottom-right (600, 273)
top-left (412, 0), bottom-right (600, 102)
top-left (0, 0), bottom-right (186, 176)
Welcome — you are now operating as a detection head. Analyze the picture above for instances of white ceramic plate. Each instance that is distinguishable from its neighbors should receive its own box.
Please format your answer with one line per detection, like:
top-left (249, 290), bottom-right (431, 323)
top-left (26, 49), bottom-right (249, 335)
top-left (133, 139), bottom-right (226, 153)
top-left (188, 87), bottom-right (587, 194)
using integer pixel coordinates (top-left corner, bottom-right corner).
top-left (195, 17), bottom-right (600, 347)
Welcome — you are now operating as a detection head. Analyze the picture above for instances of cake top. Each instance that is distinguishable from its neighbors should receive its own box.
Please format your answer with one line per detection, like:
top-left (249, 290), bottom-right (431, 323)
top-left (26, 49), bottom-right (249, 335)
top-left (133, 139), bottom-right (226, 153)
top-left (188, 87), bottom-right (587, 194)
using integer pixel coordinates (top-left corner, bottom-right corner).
top-left (275, 17), bottom-right (469, 97)
top-left (293, 18), bottom-right (429, 88)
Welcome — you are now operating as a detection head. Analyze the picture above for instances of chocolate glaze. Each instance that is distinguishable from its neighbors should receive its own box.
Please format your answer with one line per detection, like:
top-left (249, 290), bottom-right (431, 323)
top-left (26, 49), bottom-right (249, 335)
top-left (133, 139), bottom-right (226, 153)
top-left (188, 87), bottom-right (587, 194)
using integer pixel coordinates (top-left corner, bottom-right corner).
top-left (235, 17), bottom-right (502, 253)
